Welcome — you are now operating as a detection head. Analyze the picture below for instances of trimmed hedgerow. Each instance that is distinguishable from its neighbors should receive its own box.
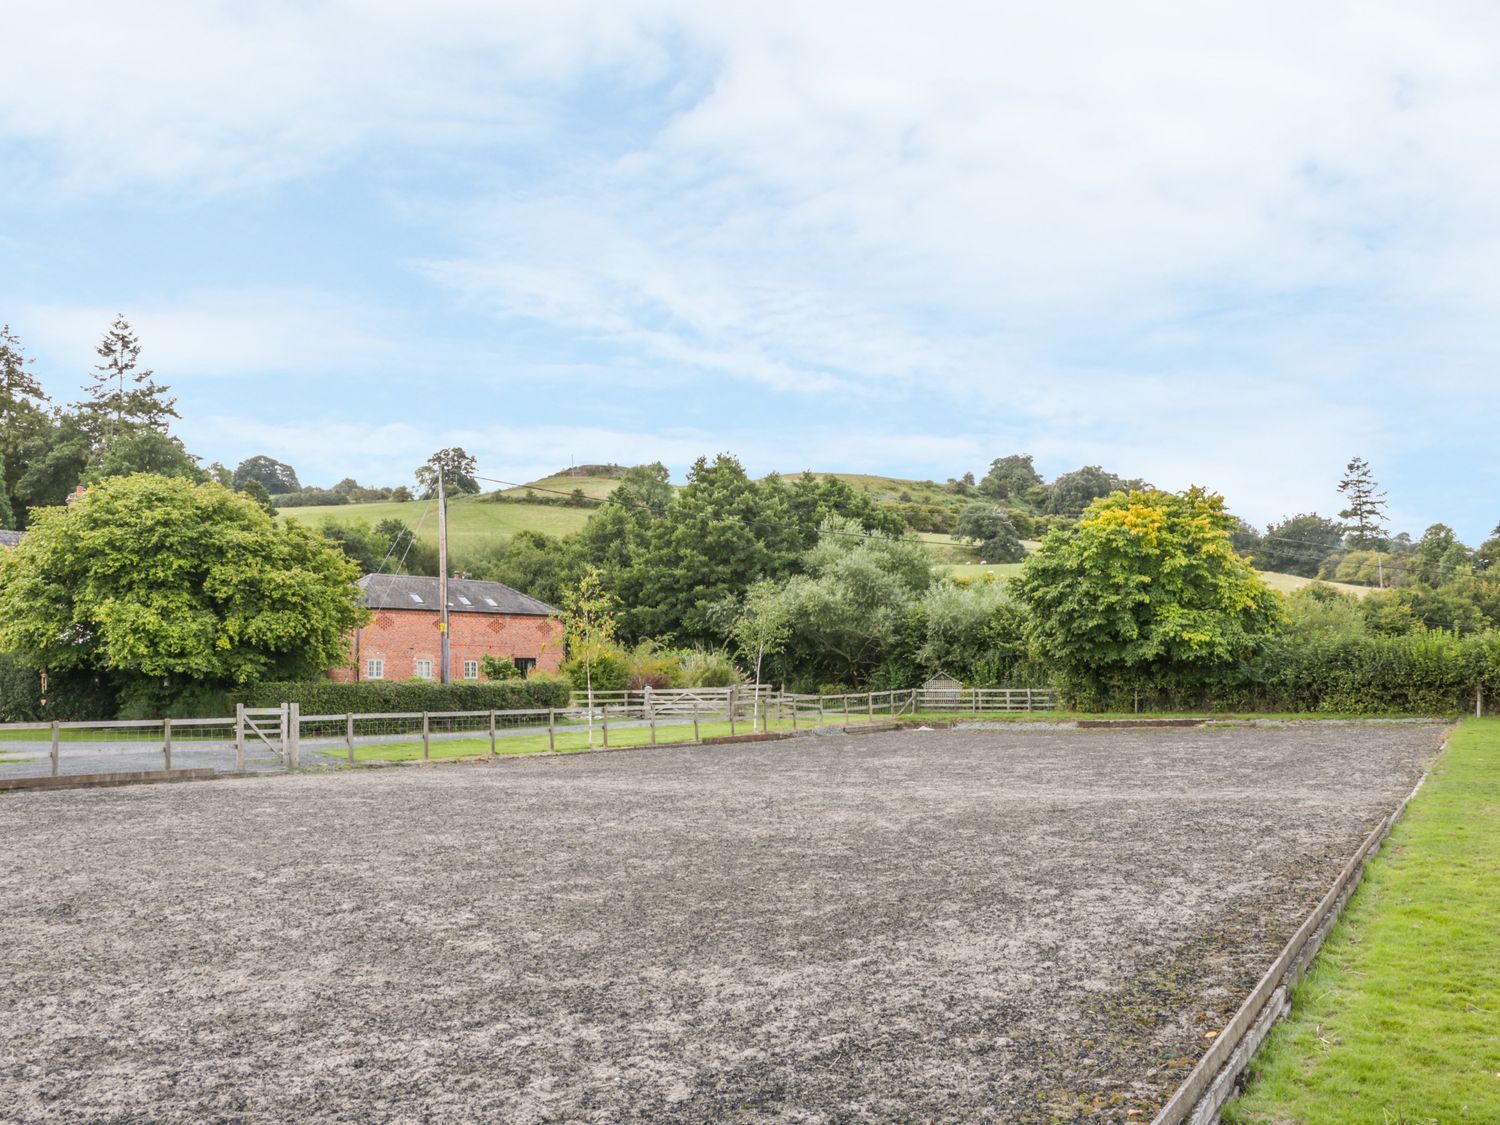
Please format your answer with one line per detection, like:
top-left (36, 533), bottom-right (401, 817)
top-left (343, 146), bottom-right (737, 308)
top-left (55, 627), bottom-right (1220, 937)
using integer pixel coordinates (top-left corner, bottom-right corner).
top-left (1054, 630), bottom-right (1500, 714)
top-left (228, 677), bottom-right (571, 715)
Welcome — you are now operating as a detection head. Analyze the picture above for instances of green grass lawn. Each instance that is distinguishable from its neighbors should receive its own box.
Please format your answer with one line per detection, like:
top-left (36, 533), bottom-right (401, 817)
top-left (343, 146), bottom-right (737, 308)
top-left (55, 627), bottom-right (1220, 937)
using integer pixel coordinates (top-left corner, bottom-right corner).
top-left (280, 493), bottom-right (596, 553)
top-left (323, 712), bottom-right (883, 763)
top-left (1222, 718), bottom-right (1500, 1123)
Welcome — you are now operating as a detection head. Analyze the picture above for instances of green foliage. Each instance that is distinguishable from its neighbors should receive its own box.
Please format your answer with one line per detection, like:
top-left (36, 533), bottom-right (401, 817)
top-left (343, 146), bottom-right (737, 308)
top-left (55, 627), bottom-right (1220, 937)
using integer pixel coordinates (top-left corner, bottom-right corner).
top-left (1044, 465), bottom-right (1144, 515)
top-left (83, 429), bottom-right (203, 485)
top-left (233, 455), bottom-right (301, 494)
top-left (1332, 549), bottom-right (1390, 586)
top-left (773, 516), bottom-right (933, 687)
top-left (562, 647), bottom-right (630, 693)
top-left (676, 648), bottom-right (742, 687)
top-left (229, 676), bottom-right (570, 713)
top-left (478, 653), bottom-right (523, 680)
top-left (74, 315), bottom-right (178, 444)
top-left (238, 478), bottom-right (276, 514)
top-left (0, 475), bottom-right (367, 689)
top-left (730, 579), bottom-right (793, 686)
top-left (953, 504), bottom-right (1025, 562)
top-left (977, 454), bottom-right (1042, 501)
top-left (915, 579), bottom-right (1034, 686)
top-left (1336, 455), bottom-right (1388, 548)
top-left (1013, 488), bottom-right (1283, 698)
top-left (558, 565), bottom-right (622, 698)
top-left (416, 447), bottom-right (479, 498)
top-left (0, 325), bottom-right (51, 527)
top-left (1253, 512), bottom-right (1344, 577)
top-left (0, 653), bottom-right (117, 721)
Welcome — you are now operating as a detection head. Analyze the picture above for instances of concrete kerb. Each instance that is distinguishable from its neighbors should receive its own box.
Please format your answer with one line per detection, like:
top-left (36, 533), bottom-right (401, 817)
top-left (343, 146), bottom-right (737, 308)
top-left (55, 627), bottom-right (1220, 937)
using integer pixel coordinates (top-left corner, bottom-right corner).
top-left (1149, 728), bottom-right (1450, 1125)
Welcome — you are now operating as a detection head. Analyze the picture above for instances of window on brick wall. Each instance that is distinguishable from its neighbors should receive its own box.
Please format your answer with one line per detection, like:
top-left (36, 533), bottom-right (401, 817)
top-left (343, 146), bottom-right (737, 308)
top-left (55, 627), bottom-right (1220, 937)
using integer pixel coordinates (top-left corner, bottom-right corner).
top-left (513, 657), bottom-right (536, 677)
top-left (414, 659), bottom-right (434, 680)
top-left (462, 659), bottom-right (479, 680)
top-left (366, 658), bottom-right (385, 680)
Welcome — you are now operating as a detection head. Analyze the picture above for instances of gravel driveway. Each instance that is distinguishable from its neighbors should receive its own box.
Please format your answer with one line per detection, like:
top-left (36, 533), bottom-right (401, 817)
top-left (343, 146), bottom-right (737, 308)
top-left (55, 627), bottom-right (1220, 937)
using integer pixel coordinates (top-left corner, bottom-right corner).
top-left (0, 722), bottom-right (1445, 1121)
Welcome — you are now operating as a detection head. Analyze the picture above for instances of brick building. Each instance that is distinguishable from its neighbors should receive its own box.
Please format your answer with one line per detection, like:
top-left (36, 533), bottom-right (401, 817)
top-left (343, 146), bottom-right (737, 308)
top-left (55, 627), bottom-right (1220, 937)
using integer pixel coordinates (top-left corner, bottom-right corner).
top-left (332, 574), bottom-right (564, 683)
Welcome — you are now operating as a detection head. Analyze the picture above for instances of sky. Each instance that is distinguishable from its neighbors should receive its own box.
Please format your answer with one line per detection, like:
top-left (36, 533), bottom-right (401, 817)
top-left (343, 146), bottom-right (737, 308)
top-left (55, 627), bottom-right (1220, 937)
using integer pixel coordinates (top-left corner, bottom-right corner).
top-left (3, 1), bottom-right (1499, 541)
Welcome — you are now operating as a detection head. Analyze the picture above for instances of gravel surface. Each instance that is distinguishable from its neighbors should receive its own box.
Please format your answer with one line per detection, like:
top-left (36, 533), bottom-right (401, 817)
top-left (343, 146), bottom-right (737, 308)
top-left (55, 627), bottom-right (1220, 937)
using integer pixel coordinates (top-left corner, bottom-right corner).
top-left (0, 722), bottom-right (1445, 1122)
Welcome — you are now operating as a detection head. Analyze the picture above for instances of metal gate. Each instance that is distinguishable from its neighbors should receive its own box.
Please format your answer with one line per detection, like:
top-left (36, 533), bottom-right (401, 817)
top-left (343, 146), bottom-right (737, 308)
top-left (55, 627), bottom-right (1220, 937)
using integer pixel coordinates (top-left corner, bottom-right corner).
top-left (234, 703), bottom-right (301, 769)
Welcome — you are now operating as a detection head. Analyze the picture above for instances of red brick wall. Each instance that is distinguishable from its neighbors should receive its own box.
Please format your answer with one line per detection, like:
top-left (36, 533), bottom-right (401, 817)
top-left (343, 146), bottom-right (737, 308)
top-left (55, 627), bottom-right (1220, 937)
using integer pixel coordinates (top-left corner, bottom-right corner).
top-left (329, 610), bottom-right (565, 682)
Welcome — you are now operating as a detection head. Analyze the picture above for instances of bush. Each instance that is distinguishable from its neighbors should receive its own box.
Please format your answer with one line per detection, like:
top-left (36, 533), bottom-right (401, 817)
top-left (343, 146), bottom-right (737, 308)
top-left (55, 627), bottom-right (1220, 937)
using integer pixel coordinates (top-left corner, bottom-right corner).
top-left (678, 648), bottom-right (742, 687)
top-left (228, 677), bottom-right (571, 714)
top-left (0, 655), bottom-right (118, 722)
top-left (562, 648), bottom-right (630, 694)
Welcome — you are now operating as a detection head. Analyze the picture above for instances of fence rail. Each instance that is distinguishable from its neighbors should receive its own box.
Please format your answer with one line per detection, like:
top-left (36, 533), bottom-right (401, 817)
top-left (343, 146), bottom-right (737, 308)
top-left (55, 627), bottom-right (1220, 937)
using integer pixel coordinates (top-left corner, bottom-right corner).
top-left (0, 685), bottom-right (1056, 785)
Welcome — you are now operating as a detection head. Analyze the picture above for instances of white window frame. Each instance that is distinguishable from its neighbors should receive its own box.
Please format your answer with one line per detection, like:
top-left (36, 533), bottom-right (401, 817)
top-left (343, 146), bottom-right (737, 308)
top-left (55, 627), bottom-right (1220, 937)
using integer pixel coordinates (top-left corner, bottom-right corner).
top-left (462, 659), bottom-right (479, 680)
top-left (366, 658), bottom-right (385, 680)
top-left (414, 659), bottom-right (434, 680)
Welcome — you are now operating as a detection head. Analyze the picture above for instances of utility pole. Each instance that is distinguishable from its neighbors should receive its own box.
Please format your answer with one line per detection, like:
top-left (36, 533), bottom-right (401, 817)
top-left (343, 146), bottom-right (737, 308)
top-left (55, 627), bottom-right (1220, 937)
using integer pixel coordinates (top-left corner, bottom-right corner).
top-left (437, 465), bottom-right (451, 684)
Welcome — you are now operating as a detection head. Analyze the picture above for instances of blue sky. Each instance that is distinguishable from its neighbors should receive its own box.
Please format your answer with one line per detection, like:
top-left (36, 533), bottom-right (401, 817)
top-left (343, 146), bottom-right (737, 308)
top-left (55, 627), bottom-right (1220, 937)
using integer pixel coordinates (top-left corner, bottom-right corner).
top-left (3, 2), bottom-right (1499, 541)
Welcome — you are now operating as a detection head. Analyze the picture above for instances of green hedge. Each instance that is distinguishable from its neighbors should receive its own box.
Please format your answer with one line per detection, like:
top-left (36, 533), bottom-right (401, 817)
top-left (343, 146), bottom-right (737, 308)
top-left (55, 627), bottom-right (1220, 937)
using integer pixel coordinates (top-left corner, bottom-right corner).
top-left (0, 655), bottom-right (119, 722)
top-left (1055, 630), bottom-right (1500, 714)
top-left (228, 677), bottom-right (572, 714)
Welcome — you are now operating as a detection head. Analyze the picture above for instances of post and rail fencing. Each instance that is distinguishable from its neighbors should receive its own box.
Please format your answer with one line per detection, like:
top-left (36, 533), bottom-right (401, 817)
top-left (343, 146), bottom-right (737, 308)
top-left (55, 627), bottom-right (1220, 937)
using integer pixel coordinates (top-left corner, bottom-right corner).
top-left (0, 685), bottom-right (1056, 787)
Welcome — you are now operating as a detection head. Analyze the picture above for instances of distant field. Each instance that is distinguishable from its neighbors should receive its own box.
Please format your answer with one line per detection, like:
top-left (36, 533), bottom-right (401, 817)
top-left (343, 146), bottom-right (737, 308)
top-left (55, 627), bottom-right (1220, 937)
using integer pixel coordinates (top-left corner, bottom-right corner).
top-left (1255, 570), bottom-right (1371, 597)
top-left (784, 471), bottom-right (957, 506)
top-left (497, 473), bottom-right (622, 501)
top-left (280, 494), bottom-right (595, 553)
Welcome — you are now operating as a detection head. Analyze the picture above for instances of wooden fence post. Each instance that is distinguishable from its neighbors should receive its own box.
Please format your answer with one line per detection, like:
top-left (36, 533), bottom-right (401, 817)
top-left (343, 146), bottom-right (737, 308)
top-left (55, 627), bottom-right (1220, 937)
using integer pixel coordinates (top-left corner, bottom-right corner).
top-left (602, 705), bottom-right (609, 747)
top-left (163, 717), bottom-right (173, 771)
top-left (548, 709), bottom-right (556, 752)
top-left (235, 703), bottom-right (246, 771)
top-left (287, 703), bottom-right (300, 768)
top-left (50, 722), bottom-right (60, 777)
top-left (489, 710), bottom-right (498, 757)
top-left (693, 716), bottom-right (700, 742)
top-left (421, 711), bottom-right (430, 760)
top-left (345, 713), bottom-right (355, 762)
top-left (650, 708), bottom-right (657, 745)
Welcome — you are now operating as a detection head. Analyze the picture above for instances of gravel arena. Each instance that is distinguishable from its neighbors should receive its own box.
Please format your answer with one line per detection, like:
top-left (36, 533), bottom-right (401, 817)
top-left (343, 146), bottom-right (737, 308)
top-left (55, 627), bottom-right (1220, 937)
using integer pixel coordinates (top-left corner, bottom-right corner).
top-left (1, 722), bottom-right (1445, 1122)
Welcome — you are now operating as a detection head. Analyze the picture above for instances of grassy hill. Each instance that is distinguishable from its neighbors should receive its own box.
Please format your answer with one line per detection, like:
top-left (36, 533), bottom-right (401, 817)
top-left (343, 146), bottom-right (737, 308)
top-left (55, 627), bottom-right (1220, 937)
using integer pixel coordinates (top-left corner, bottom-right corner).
top-left (280, 493), bottom-right (596, 555)
top-left (282, 468), bottom-right (1377, 600)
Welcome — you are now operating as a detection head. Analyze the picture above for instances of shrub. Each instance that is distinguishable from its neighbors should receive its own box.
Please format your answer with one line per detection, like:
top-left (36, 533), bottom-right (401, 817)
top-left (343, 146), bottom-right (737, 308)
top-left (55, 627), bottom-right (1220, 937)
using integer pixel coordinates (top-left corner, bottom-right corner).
top-left (0, 655), bottom-right (118, 722)
top-left (479, 654), bottom-right (523, 681)
top-left (678, 648), bottom-right (742, 687)
top-left (562, 648), bottom-right (630, 694)
top-left (228, 677), bottom-right (570, 714)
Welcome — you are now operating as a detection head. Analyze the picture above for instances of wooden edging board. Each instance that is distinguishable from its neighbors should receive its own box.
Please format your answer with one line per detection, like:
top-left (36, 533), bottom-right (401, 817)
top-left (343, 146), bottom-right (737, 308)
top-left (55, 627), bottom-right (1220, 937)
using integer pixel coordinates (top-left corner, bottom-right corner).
top-left (0, 767), bottom-right (217, 792)
top-left (1149, 735), bottom-right (1444, 1124)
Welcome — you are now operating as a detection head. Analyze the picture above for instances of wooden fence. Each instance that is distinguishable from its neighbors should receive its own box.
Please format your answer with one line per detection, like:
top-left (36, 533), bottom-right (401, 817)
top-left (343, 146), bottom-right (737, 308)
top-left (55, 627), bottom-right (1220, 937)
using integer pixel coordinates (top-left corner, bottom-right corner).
top-left (0, 684), bottom-right (1057, 786)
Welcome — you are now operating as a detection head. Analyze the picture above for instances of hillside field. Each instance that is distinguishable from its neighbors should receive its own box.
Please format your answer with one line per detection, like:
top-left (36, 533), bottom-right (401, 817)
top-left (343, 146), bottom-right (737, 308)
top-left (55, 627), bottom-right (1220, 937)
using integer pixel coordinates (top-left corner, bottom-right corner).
top-left (282, 474), bottom-right (1375, 599)
top-left (280, 494), bottom-right (595, 555)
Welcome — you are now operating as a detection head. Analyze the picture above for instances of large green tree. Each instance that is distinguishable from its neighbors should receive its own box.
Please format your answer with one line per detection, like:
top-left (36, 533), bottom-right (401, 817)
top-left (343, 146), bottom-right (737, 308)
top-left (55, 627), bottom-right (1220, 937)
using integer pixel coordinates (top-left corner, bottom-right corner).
top-left (0, 325), bottom-right (51, 527)
top-left (416, 447), bottom-right (479, 497)
top-left (953, 504), bottom-right (1025, 562)
top-left (0, 474), bottom-right (366, 688)
top-left (1254, 513), bottom-right (1345, 578)
top-left (1044, 465), bottom-right (1144, 515)
top-left (1012, 487), bottom-right (1283, 699)
top-left (977, 454), bottom-right (1042, 501)
top-left (233, 455), bottom-right (302, 494)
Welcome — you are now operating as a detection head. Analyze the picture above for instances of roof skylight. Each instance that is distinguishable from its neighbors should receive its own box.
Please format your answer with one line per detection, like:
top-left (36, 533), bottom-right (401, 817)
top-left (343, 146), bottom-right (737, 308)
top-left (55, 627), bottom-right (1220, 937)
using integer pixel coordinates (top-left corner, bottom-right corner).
top-left (407, 592), bottom-right (424, 604)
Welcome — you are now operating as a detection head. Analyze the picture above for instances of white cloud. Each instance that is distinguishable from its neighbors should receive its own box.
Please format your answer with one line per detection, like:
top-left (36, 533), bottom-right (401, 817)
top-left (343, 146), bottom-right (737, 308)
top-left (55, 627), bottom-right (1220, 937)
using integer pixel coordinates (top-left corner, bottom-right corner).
top-left (7, 3), bottom-right (1500, 535)
top-left (21, 289), bottom-right (396, 380)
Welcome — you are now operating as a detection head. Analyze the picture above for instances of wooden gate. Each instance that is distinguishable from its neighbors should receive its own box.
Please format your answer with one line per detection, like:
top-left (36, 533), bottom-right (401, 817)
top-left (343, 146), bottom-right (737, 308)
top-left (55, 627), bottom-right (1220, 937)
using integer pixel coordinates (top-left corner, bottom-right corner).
top-left (234, 703), bottom-right (301, 769)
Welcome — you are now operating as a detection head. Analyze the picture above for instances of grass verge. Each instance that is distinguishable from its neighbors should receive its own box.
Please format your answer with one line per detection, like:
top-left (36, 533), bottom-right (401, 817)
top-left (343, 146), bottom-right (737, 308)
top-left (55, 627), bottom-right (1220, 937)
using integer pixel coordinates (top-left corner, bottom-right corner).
top-left (322, 714), bottom-right (864, 762)
top-left (1222, 718), bottom-right (1500, 1123)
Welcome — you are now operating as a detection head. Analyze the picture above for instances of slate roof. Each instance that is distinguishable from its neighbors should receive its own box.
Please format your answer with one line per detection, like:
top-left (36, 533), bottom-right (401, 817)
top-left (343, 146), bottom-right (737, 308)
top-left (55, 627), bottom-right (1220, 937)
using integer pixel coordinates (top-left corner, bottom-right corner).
top-left (0, 529), bottom-right (23, 549)
top-left (358, 574), bottom-right (557, 617)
